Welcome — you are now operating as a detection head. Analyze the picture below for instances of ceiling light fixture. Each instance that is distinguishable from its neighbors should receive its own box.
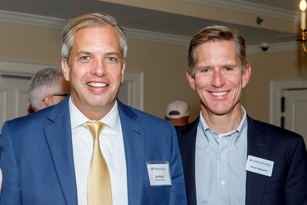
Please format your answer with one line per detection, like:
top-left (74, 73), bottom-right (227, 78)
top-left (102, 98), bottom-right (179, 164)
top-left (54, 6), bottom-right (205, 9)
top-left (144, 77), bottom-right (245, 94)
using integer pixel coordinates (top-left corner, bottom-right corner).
top-left (298, 0), bottom-right (307, 53)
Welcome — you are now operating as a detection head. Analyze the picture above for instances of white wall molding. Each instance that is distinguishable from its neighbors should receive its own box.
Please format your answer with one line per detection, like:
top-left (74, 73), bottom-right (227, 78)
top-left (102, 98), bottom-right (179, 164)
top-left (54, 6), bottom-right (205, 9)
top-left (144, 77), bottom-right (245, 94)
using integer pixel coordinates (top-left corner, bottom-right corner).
top-left (183, 0), bottom-right (299, 22)
top-left (124, 27), bottom-right (190, 46)
top-left (122, 70), bottom-right (144, 111)
top-left (0, 9), bottom-right (190, 46)
top-left (247, 41), bottom-right (300, 54)
top-left (0, 10), bottom-right (300, 53)
top-left (0, 10), bottom-right (66, 29)
top-left (0, 58), bottom-right (60, 77)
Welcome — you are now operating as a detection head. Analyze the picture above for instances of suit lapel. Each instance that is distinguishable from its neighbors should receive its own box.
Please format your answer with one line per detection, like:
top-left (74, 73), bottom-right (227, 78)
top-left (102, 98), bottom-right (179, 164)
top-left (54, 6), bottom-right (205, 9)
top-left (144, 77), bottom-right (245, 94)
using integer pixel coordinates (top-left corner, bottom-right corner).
top-left (44, 97), bottom-right (78, 205)
top-left (246, 116), bottom-right (272, 205)
top-left (118, 101), bottom-right (145, 205)
top-left (177, 118), bottom-right (199, 205)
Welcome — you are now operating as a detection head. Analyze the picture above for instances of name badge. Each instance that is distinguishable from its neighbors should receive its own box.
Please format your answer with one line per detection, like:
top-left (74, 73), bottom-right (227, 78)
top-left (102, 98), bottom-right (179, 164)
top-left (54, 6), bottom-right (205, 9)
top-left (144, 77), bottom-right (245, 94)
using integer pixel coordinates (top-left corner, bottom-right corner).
top-left (245, 155), bottom-right (274, 177)
top-left (146, 162), bottom-right (172, 186)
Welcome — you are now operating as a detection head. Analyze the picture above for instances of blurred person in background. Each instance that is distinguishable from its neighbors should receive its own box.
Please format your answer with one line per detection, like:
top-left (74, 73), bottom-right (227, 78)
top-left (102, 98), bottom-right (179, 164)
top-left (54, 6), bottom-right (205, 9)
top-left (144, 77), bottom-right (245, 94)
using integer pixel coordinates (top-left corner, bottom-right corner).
top-left (165, 101), bottom-right (190, 126)
top-left (29, 67), bottom-right (70, 112)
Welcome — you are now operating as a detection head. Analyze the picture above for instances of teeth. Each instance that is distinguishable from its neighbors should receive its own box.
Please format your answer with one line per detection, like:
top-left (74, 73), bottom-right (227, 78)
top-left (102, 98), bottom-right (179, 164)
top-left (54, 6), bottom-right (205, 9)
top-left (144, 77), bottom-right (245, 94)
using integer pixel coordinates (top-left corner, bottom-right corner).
top-left (211, 92), bottom-right (228, 96)
top-left (87, 82), bottom-right (107, 87)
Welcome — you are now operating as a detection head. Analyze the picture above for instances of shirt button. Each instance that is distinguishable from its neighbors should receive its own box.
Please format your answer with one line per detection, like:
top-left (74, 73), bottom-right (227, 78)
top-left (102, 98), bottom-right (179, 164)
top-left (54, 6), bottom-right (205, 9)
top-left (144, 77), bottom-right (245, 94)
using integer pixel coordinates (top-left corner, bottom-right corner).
top-left (220, 153), bottom-right (224, 157)
top-left (221, 181), bottom-right (225, 185)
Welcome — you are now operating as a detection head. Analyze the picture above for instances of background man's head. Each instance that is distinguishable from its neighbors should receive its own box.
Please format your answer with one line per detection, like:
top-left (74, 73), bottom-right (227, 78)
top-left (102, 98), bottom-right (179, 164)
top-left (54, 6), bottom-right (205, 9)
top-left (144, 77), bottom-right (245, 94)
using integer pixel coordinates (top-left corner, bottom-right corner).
top-left (188, 25), bottom-right (247, 77)
top-left (61, 13), bottom-right (128, 120)
top-left (165, 101), bottom-right (190, 126)
top-left (29, 67), bottom-right (70, 111)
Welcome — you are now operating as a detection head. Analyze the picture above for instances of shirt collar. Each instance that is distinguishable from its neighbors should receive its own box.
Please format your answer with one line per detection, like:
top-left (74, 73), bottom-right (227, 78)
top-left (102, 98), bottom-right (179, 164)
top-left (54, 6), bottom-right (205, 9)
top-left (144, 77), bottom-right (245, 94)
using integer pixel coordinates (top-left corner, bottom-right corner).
top-left (199, 106), bottom-right (247, 146)
top-left (69, 97), bottom-right (120, 132)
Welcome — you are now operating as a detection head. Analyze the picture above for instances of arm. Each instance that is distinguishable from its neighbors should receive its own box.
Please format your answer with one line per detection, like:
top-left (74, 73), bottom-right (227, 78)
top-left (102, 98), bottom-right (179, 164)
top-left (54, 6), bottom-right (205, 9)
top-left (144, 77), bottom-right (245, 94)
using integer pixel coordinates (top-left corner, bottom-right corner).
top-left (285, 136), bottom-right (307, 205)
top-left (168, 123), bottom-right (187, 205)
top-left (0, 122), bottom-right (22, 204)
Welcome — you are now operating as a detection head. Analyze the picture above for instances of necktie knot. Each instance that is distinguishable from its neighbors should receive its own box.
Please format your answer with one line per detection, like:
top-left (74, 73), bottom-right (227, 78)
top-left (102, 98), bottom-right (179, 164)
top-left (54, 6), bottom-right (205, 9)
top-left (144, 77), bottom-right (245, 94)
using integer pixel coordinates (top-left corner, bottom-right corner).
top-left (82, 121), bottom-right (106, 140)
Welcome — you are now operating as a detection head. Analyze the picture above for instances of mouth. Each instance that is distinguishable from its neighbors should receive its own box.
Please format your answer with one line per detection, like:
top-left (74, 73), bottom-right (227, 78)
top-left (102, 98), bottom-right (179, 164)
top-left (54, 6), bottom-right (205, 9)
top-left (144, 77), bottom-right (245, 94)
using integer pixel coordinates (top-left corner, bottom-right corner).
top-left (210, 91), bottom-right (228, 96)
top-left (87, 82), bottom-right (107, 87)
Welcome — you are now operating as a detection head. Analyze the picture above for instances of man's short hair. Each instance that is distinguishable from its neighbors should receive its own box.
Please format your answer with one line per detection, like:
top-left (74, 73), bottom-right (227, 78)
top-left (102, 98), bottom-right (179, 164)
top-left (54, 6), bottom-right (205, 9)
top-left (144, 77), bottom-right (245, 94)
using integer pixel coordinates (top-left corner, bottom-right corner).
top-left (188, 25), bottom-right (247, 76)
top-left (61, 12), bottom-right (128, 64)
top-left (29, 68), bottom-right (64, 110)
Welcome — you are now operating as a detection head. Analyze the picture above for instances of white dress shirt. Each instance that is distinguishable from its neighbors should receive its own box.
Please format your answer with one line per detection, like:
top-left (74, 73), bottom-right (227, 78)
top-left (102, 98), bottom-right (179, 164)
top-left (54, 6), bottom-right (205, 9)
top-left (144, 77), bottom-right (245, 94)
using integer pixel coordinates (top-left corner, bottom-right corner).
top-left (69, 98), bottom-right (128, 205)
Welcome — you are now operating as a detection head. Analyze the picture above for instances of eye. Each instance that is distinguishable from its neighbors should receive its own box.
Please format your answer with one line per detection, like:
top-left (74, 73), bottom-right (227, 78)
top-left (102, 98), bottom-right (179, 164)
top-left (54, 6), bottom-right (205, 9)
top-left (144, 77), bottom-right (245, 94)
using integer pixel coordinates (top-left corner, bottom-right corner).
top-left (225, 68), bottom-right (232, 71)
top-left (107, 57), bottom-right (116, 61)
top-left (202, 69), bottom-right (210, 72)
top-left (81, 56), bottom-right (90, 60)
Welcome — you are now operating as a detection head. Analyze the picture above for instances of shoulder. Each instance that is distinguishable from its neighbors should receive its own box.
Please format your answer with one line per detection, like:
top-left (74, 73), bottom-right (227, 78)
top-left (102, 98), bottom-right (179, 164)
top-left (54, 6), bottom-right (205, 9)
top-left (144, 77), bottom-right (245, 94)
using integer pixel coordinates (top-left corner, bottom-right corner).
top-left (2, 101), bottom-right (68, 141)
top-left (175, 117), bottom-right (199, 148)
top-left (176, 117), bottom-right (199, 136)
top-left (5, 106), bottom-right (51, 129)
top-left (247, 116), bottom-right (304, 148)
top-left (248, 116), bottom-right (302, 139)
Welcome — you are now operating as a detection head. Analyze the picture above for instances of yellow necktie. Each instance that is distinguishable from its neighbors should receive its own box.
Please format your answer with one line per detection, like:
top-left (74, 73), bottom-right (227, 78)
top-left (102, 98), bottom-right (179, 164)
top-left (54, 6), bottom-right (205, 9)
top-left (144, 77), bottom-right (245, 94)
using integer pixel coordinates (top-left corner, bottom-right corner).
top-left (83, 121), bottom-right (112, 205)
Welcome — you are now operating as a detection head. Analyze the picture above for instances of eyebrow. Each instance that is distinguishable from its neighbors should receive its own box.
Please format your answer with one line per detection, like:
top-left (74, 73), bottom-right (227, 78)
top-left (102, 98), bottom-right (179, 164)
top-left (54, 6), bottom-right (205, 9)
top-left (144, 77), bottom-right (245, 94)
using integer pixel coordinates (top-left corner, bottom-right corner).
top-left (221, 64), bottom-right (239, 69)
top-left (196, 64), bottom-right (238, 70)
top-left (75, 51), bottom-right (121, 57)
top-left (76, 51), bottom-right (92, 56)
top-left (196, 66), bottom-right (211, 70)
top-left (106, 52), bottom-right (121, 57)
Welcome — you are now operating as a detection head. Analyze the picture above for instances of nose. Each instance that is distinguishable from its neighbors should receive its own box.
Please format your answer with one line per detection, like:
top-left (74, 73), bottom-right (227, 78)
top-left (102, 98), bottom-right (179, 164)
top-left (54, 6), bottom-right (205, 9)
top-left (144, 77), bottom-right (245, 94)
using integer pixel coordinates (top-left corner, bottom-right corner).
top-left (91, 59), bottom-right (106, 77)
top-left (211, 70), bottom-right (225, 88)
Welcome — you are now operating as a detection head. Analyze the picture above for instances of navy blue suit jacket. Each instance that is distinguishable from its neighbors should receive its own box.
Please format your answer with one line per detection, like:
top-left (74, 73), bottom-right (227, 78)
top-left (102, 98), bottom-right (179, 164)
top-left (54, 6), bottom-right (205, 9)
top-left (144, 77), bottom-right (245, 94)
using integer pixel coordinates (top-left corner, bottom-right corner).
top-left (176, 116), bottom-right (307, 205)
top-left (0, 97), bottom-right (187, 205)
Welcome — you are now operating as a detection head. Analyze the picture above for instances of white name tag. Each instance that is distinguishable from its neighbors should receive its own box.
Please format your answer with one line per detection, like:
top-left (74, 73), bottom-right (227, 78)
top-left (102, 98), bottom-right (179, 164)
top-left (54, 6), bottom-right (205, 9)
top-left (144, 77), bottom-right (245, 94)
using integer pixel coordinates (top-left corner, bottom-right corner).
top-left (245, 155), bottom-right (274, 177)
top-left (146, 162), bottom-right (172, 186)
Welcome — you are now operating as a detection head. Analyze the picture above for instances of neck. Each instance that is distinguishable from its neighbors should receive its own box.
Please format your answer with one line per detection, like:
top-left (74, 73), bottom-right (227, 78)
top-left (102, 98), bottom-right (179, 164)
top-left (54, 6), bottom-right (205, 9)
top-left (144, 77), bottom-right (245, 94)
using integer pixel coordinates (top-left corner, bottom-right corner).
top-left (71, 97), bottom-right (115, 121)
top-left (201, 104), bottom-right (243, 134)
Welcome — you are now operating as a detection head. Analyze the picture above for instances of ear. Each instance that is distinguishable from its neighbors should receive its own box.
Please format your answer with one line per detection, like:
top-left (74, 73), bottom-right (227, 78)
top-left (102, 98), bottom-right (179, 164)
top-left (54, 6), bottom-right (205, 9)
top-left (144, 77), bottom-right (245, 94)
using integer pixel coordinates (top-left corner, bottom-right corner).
top-left (242, 63), bottom-right (251, 88)
top-left (186, 69), bottom-right (196, 91)
top-left (61, 58), bottom-right (70, 81)
top-left (121, 60), bottom-right (126, 83)
top-left (43, 96), bottom-right (53, 107)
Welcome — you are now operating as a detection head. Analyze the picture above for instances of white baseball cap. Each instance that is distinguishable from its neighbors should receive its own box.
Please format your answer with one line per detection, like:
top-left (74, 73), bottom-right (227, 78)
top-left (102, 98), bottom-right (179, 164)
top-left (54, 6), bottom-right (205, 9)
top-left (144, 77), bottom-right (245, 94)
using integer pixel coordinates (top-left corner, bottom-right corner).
top-left (166, 101), bottom-right (189, 119)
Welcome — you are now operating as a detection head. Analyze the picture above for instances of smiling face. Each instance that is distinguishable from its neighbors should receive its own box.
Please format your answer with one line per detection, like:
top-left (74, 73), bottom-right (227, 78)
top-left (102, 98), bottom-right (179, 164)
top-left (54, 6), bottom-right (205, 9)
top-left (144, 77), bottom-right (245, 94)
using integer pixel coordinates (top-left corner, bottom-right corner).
top-left (187, 40), bottom-right (251, 118)
top-left (61, 26), bottom-right (125, 120)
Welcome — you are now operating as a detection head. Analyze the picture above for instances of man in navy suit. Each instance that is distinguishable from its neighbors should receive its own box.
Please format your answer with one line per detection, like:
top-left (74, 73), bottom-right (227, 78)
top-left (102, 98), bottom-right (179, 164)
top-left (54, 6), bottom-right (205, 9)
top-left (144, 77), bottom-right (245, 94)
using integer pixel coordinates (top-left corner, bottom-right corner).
top-left (0, 13), bottom-right (186, 205)
top-left (176, 25), bottom-right (307, 205)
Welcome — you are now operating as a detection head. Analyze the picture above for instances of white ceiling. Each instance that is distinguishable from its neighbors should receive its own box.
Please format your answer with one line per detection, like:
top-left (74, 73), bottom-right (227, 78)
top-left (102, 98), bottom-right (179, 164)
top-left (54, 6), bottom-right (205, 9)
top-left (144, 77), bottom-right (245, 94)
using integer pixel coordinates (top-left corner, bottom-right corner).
top-left (0, 0), bottom-right (302, 46)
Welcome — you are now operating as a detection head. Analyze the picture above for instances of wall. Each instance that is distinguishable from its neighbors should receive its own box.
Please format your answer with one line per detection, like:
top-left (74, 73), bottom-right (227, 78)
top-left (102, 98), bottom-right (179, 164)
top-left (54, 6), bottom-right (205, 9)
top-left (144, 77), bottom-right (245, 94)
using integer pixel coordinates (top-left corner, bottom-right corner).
top-left (243, 49), bottom-right (307, 123)
top-left (0, 21), bottom-right (62, 63)
top-left (0, 21), bottom-right (201, 122)
top-left (127, 39), bottom-right (200, 122)
top-left (3, 20), bottom-right (306, 124)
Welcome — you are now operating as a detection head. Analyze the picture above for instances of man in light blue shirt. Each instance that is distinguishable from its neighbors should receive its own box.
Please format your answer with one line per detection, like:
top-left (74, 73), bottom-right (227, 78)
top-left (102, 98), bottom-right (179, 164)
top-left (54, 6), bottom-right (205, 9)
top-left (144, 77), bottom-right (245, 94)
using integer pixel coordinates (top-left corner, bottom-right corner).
top-left (176, 25), bottom-right (307, 205)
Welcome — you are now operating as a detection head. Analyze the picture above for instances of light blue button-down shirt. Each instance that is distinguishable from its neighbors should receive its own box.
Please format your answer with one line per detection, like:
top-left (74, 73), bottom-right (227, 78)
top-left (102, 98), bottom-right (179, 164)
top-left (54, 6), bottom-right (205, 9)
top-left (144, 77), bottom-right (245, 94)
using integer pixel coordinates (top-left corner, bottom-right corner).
top-left (195, 106), bottom-right (248, 205)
